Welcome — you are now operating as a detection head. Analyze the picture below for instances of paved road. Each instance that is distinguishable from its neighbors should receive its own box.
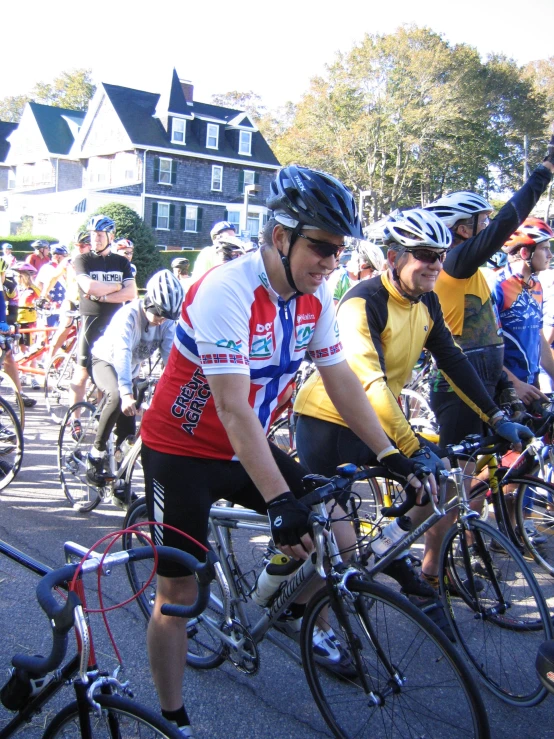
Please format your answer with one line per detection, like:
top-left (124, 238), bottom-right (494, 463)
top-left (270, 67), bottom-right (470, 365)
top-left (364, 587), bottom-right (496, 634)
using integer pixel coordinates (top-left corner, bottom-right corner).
top-left (0, 392), bottom-right (553, 737)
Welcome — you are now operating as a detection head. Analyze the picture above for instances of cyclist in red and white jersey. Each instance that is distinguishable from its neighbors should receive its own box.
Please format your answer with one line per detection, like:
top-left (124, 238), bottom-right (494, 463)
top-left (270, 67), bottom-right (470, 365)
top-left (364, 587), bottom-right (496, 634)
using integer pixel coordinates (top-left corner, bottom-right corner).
top-left (140, 165), bottom-right (433, 736)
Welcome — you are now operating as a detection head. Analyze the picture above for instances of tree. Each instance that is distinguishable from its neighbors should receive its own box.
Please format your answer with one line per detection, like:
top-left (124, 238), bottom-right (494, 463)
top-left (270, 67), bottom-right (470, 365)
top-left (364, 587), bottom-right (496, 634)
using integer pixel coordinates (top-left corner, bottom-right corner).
top-left (0, 69), bottom-right (95, 122)
top-left (523, 57), bottom-right (554, 122)
top-left (211, 91), bottom-right (266, 121)
top-left (272, 26), bottom-right (550, 221)
top-left (82, 204), bottom-right (162, 287)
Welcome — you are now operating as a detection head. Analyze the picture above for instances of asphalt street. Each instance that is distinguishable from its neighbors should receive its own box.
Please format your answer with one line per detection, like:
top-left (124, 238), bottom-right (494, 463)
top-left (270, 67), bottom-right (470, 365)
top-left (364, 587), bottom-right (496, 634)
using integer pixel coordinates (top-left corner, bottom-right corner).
top-left (0, 391), bottom-right (553, 737)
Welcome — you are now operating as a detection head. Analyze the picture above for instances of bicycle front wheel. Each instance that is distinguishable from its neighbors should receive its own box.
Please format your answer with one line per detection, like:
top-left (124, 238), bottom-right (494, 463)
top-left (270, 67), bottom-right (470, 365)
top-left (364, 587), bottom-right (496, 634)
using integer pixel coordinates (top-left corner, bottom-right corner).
top-left (513, 474), bottom-right (554, 576)
top-left (440, 519), bottom-right (552, 706)
top-left (42, 693), bottom-right (182, 738)
top-left (123, 497), bottom-right (157, 620)
top-left (58, 402), bottom-right (102, 513)
top-left (0, 395), bottom-right (23, 491)
top-left (0, 369), bottom-right (25, 430)
top-left (301, 578), bottom-right (489, 738)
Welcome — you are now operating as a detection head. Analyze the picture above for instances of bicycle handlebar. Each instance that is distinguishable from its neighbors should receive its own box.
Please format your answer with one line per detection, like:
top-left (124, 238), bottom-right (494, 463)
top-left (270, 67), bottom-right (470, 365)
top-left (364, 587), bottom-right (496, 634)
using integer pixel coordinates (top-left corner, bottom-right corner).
top-left (11, 546), bottom-right (218, 676)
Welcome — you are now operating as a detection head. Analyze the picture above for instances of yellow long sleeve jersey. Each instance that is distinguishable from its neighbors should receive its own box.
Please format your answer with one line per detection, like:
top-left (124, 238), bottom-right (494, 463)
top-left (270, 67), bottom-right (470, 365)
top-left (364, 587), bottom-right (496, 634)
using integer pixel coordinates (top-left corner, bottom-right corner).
top-left (294, 271), bottom-right (498, 456)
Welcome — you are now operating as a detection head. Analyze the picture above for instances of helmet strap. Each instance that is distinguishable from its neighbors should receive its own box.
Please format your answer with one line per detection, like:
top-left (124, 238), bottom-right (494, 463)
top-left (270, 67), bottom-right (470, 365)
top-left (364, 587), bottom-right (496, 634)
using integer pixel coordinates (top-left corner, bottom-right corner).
top-left (277, 223), bottom-right (303, 296)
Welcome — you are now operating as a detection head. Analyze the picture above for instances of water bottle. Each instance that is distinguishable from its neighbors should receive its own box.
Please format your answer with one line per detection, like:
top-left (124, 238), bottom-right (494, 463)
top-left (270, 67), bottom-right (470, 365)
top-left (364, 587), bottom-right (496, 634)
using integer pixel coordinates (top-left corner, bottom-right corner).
top-left (120, 435), bottom-right (136, 458)
top-left (371, 516), bottom-right (412, 558)
top-left (250, 553), bottom-right (301, 606)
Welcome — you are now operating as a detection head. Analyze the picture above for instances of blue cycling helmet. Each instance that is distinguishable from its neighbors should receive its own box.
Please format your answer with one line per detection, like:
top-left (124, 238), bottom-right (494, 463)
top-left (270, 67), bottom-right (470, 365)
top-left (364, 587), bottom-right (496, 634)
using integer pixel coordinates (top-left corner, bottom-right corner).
top-left (87, 215), bottom-right (116, 233)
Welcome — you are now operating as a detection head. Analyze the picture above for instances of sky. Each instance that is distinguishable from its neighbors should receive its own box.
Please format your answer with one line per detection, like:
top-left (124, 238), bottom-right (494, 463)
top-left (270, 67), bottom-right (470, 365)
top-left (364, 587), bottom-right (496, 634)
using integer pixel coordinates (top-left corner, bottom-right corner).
top-left (3, 0), bottom-right (553, 110)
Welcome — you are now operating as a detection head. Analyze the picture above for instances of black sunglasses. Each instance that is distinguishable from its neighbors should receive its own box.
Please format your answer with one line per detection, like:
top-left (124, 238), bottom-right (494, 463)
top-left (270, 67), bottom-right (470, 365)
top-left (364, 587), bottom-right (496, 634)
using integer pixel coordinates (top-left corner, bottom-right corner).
top-left (406, 248), bottom-right (446, 264)
top-left (297, 233), bottom-right (345, 259)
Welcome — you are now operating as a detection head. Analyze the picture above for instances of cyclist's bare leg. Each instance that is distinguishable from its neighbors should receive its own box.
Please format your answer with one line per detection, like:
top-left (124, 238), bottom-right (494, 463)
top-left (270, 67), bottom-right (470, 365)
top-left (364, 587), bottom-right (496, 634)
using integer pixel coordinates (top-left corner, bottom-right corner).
top-left (47, 324), bottom-right (71, 365)
top-left (69, 364), bottom-right (89, 419)
top-left (3, 351), bottom-right (23, 394)
top-left (147, 573), bottom-right (196, 711)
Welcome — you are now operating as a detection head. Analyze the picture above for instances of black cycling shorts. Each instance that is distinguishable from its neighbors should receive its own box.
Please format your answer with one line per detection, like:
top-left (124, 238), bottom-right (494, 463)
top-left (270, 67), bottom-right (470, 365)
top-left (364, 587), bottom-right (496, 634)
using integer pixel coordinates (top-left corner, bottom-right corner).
top-left (141, 442), bottom-right (308, 578)
top-left (77, 315), bottom-right (110, 370)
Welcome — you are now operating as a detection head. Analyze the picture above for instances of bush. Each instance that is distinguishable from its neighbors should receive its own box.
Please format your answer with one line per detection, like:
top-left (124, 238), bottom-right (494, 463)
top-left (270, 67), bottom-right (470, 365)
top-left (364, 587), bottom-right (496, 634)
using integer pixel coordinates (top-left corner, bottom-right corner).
top-left (0, 235), bottom-right (58, 252)
top-left (158, 250), bottom-right (201, 272)
top-left (81, 204), bottom-right (162, 287)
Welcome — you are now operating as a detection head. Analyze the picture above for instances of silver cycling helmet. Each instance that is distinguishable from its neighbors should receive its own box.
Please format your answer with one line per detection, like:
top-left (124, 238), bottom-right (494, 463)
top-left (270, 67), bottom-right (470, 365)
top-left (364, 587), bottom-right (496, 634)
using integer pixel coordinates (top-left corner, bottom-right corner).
top-left (356, 240), bottom-right (385, 272)
top-left (424, 192), bottom-right (492, 229)
top-left (384, 208), bottom-right (452, 250)
top-left (145, 269), bottom-right (184, 321)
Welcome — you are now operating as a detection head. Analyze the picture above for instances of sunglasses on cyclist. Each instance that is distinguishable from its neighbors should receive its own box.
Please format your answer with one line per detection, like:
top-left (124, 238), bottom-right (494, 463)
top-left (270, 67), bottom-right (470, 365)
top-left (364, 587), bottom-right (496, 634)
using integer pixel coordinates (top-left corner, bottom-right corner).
top-left (405, 248), bottom-right (447, 264)
top-left (297, 233), bottom-right (346, 259)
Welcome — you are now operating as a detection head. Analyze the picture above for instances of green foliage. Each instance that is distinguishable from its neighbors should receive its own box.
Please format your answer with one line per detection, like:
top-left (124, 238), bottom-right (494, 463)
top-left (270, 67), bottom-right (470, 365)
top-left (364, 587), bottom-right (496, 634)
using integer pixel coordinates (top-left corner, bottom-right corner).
top-left (0, 69), bottom-right (95, 122)
top-left (158, 250), bottom-right (201, 272)
top-left (0, 235), bottom-right (58, 251)
top-left (211, 91), bottom-right (266, 121)
top-left (273, 26), bottom-right (550, 221)
top-left (82, 203), bottom-right (162, 287)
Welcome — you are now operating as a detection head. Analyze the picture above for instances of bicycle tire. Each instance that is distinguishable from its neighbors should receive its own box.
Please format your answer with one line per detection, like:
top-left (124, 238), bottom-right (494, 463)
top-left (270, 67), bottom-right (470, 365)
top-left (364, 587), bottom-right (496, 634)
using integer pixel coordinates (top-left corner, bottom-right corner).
top-left (513, 474), bottom-right (554, 577)
top-left (439, 518), bottom-right (552, 706)
top-left (122, 498), bottom-right (228, 670)
top-left (267, 413), bottom-right (294, 454)
top-left (58, 402), bottom-right (102, 513)
top-left (0, 395), bottom-right (23, 491)
top-left (44, 351), bottom-right (74, 425)
top-left (0, 369), bottom-right (25, 431)
top-left (301, 578), bottom-right (490, 738)
top-left (42, 692), bottom-right (182, 738)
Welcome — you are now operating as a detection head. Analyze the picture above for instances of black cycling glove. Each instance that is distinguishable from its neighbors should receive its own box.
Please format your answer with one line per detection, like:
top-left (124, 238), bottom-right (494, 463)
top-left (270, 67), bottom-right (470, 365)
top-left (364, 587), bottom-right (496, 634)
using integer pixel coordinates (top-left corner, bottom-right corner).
top-left (410, 445), bottom-right (445, 477)
top-left (379, 449), bottom-right (431, 485)
top-left (490, 412), bottom-right (533, 445)
top-left (267, 492), bottom-right (312, 550)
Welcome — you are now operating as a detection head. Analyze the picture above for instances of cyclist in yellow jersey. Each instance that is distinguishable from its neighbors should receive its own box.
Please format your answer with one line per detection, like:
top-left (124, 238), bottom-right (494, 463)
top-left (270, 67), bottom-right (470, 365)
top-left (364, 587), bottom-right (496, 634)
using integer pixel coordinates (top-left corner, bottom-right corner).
top-left (190, 220), bottom-right (237, 281)
top-left (295, 208), bottom-right (532, 605)
top-left (424, 138), bottom-right (554, 445)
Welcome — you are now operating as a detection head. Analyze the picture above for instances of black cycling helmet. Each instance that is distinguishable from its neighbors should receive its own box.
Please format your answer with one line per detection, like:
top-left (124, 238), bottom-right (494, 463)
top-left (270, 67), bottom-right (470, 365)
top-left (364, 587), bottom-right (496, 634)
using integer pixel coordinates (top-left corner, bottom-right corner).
top-left (267, 165), bottom-right (363, 293)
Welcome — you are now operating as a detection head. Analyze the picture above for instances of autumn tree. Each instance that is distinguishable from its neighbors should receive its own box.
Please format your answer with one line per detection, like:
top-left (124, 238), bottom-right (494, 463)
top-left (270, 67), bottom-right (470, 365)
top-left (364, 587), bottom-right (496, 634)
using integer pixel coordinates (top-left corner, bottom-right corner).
top-left (0, 69), bottom-right (96, 122)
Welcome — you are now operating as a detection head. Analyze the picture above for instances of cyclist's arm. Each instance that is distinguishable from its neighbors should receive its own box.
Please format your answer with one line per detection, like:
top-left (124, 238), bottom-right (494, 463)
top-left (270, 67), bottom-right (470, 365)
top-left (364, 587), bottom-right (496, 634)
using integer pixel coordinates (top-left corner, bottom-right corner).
top-left (102, 278), bottom-right (137, 303)
top-left (540, 331), bottom-right (554, 381)
top-left (111, 309), bottom-right (138, 397)
top-left (207, 372), bottom-right (291, 503)
top-left (444, 164), bottom-right (553, 280)
top-left (160, 321), bottom-right (176, 365)
top-left (317, 359), bottom-right (401, 454)
top-left (77, 274), bottom-right (122, 297)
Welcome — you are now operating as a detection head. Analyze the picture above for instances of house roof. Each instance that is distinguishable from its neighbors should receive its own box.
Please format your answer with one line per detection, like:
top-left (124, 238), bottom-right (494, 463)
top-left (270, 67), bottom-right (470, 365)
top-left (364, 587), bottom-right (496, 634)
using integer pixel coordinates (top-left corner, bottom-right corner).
top-left (29, 103), bottom-right (86, 155)
top-left (0, 121), bottom-right (17, 163)
top-left (102, 82), bottom-right (279, 166)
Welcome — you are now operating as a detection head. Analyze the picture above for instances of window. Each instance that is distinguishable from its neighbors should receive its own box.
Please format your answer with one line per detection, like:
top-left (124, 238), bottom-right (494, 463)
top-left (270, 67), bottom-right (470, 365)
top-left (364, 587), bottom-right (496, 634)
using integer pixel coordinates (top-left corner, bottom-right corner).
top-left (211, 165), bottom-right (223, 191)
top-left (115, 152), bottom-right (136, 181)
top-left (182, 205), bottom-right (199, 232)
top-left (239, 130), bottom-right (252, 156)
top-left (156, 202), bottom-right (170, 229)
top-left (151, 202), bottom-right (175, 230)
top-left (227, 210), bottom-right (241, 233)
top-left (206, 124), bottom-right (219, 149)
top-left (88, 157), bottom-right (109, 185)
top-left (247, 215), bottom-right (261, 238)
top-left (159, 158), bottom-right (172, 184)
top-left (7, 169), bottom-right (15, 190)
top-left (238, 169), bottom-right (259, 194)
top-left (172, 118), bottom-right (186, 144)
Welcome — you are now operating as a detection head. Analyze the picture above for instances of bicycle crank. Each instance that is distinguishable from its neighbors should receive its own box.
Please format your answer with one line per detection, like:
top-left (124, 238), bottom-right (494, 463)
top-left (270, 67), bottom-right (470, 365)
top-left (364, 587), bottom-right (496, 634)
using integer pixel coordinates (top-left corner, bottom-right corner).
top-left (224, 620), bottom-right (259, 675)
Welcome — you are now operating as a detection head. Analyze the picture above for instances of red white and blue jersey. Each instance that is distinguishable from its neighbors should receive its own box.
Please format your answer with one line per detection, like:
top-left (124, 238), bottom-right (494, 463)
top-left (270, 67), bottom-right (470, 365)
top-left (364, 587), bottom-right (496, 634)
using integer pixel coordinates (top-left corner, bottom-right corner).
top-left (491, 264), bottom-right (543, 383)
top-left (141, 249), bottom-right (344, 460)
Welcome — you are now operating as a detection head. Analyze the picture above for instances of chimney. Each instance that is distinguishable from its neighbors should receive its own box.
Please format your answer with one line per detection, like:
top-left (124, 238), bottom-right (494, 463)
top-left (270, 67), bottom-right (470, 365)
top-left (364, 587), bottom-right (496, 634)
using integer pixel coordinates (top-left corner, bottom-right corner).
top-left (180, 80), bottom-right (194, 104)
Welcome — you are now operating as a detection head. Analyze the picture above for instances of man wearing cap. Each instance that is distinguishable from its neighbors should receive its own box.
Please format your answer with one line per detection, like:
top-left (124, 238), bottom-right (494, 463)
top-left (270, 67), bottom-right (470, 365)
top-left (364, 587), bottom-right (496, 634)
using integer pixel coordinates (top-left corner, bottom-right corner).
top-left (36, 245), bottom-right (69, 328)
top-left (26, 240), bottom-right (51, 272)
top-left (1, 243), bottom-right (16, 268)
top-left (190, 221), bottom-right (237, 281)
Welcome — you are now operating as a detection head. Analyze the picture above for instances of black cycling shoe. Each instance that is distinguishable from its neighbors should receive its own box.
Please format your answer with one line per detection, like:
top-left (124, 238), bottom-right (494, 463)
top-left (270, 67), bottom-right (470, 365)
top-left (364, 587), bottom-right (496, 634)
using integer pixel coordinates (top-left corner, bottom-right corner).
top-left (86, 454), bottom-right (113, 487)
top-left (381, 556), bottom-right (436, 598)
top-left (112, 482), bottom-right (138, 509)
top-left (407, 594), bottom-right (456, 643)
top-left (21, 394), bottom-right (36, 408)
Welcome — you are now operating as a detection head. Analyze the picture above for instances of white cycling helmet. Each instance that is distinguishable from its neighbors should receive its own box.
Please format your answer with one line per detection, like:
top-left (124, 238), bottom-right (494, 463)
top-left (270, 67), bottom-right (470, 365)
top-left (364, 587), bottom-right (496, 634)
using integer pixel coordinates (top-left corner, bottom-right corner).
top-left (356, 240), bottom-right (385, 272)
top-left (424, 192), bottom-right (492, 229)
top-left (384, 209), bottom-right (452, 250)
top-left (145, 269), bottom-right (184, 320)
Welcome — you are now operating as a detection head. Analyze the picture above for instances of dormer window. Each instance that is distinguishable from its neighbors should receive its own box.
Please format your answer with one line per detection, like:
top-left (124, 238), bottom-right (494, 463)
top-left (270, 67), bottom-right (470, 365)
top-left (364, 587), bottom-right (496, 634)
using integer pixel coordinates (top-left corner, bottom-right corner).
top-left (239, 130), bottom-right (252, 156)
top-left (172, 118), bottom-right (186, 144)
top-left (206, 124), bottom-right (219, 149)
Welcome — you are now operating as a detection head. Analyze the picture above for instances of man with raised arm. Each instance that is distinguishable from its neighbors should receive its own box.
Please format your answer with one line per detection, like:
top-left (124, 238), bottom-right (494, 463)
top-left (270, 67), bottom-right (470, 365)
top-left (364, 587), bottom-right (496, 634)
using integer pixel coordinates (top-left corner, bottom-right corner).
top-left (140, 166), bottom-right (430, 737)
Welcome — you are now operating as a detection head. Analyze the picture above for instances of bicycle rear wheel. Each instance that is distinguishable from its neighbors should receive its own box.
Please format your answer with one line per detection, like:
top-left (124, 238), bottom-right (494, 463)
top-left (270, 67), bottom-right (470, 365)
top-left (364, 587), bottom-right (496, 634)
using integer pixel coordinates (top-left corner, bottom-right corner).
top-left (58, 402), bottom-right (102, 513)
top-left (513, 475), bottom-right (554, 576)
top-left (440, 519), bottom-right (552, 706)
top-left (0, 395), bottom-right (23, 491)
top-left (0, 369), bottom-right (25, 430)
top-left (42, 693), bottom-right (182, 738)
top-left (44, 351), bottom-right (74, 424)
top-left (123, 497), bottom-right (157, 620)
top-left (301, 578), bottom-right (489, 738)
